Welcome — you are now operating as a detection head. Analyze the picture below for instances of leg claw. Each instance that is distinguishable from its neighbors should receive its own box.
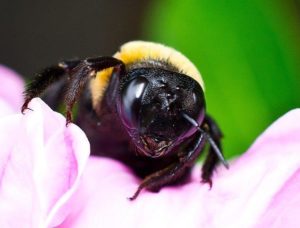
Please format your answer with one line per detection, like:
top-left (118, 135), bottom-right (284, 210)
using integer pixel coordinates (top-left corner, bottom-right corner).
top-left (201, 178), bottom-right (213, 190)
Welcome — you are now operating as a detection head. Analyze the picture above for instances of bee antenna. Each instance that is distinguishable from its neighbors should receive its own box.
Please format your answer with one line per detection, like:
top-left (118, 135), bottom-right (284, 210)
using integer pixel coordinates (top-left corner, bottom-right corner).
top-left (182, 113), bottom-right (229, 169)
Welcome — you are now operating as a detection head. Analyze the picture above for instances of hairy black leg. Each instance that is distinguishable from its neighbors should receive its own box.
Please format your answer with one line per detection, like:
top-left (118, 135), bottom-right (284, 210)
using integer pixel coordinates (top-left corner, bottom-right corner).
top-left (21, 60), bottom-right (80, 112)
top-left (129, 132), bottom-right (206, 200)
top-left (201, 115), bottom-right (225, 187)
top-left (22, 56), bottom-right (125, 124)
top-left (64, 57), bottom-right (125, 124)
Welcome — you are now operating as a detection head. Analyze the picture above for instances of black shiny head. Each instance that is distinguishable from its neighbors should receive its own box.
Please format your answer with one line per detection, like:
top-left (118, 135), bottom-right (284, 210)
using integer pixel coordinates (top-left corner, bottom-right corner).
top-left (117, 67), bottom-right (205, 158)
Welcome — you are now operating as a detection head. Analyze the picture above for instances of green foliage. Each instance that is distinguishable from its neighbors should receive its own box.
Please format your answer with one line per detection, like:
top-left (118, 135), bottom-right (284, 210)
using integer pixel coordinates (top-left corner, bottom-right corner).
top-left (145, 0), bottom-right (300, 157)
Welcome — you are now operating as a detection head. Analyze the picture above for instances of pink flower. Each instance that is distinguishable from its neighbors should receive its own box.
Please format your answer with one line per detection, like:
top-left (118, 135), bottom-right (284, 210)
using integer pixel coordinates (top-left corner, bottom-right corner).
top-left (1, 64), bottom-right (300, 227)
top-left (0, 66), bottom-right (90, 227)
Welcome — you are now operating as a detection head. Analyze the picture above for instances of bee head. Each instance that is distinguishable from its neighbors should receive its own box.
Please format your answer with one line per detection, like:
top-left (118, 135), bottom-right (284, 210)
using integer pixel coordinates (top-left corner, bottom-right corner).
top-left (117, 67), bottom-right (205, 158)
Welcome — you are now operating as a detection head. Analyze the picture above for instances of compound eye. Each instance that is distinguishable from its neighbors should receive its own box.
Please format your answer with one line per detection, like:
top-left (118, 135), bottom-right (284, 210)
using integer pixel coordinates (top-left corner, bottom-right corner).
top-left (191, 85), bottom-right (206, 124)
top-left (119, 77), bottom-right (149, 128)
top-left (177, 82), bottom-right (206, 138)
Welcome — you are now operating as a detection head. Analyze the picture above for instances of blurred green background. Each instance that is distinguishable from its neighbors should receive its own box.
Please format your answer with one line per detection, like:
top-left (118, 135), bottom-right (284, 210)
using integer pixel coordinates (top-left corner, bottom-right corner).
top-left (1, 0), bottom-right (300, 158)
top-left (145, 0), bottom-right (300, 157)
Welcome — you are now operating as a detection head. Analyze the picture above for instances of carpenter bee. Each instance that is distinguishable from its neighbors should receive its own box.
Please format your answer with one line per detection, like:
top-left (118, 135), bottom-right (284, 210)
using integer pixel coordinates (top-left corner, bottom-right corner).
top-left (22, 41), bottom-right (228, 200)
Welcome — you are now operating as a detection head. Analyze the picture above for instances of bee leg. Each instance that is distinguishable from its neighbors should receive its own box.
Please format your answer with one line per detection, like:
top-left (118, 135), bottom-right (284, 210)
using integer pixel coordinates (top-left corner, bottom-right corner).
top-left (201, 115), bottom-right (224, 187)
top-left (64, 57), bottom-right (125, 124)
top-left (22, 56), bottom-right (125, 124)
top-left (22, 60), bottom-right (80, 112)
top-left (129, 132), bottom-right (207, 200)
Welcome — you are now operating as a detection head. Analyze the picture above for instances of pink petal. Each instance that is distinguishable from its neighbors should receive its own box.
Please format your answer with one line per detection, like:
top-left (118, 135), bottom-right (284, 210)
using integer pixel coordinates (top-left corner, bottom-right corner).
top-left (0, 99), bottom-right (15, 117)
top-left (0, 65), bottom-right (24, 114)
top-left (58, 109), bottom-right (300, 228)
top-left (0, 98), bottom-right (90, 228)
top-left (256, 167), bottom-right (300, 228)
top-left (211, 109), bottom-right (300, 227)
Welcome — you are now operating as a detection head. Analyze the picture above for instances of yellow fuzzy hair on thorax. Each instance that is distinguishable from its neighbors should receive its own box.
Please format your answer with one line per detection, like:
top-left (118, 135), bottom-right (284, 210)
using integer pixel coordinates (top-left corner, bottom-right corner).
top-left (90, 41), bottom-right (204, 107)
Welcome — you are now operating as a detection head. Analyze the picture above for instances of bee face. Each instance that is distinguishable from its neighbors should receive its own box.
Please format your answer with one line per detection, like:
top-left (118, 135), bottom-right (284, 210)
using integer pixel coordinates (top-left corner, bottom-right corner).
top-left (117, 67), bottom-right (205, 158)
